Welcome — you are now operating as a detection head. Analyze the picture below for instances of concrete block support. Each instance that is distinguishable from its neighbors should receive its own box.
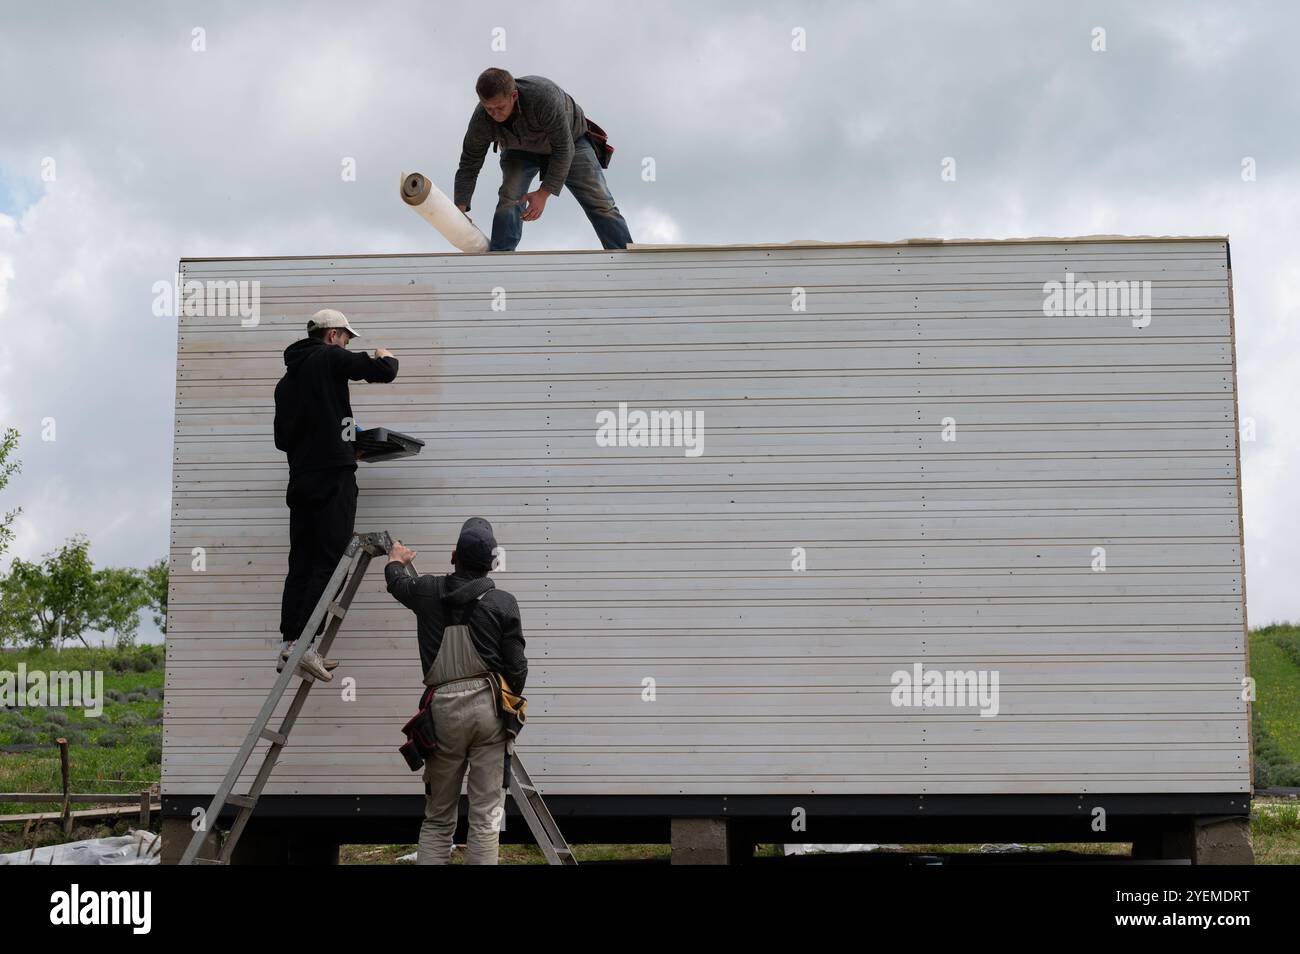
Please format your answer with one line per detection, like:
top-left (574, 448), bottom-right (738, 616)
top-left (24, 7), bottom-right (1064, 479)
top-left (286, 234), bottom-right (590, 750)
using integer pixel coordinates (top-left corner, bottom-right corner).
top-left (1192, 817), bottom-right (1254, 865)
top-left (671, 817), bottom-right (729, 865)
top-left (160, 816), bottom-right (218, 865)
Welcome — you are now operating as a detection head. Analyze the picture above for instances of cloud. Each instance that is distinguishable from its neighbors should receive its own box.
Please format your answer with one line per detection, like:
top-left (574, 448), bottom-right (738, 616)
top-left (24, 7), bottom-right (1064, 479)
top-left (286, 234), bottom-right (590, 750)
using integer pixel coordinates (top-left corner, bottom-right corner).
top-left (0, 0), bottom-right (1296, 630)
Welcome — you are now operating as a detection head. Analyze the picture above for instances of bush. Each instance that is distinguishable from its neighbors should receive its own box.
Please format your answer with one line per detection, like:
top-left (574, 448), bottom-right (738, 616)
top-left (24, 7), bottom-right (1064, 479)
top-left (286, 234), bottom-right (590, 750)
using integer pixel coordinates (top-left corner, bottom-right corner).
top-left (140, 730), bottom-right (162, 764)
top-left (1269, 763), bottom-right (1300, 787)
top-left (1256, 761), bottom-right (1271, 788)
top-left (1253, 719), bottom-right (1300, 788)
top-left (132, 655), bottom-right (153, 673)
top-left (115, 711), bottom-right (144, 728)
top-left (9, 730), bottom-right (36, 745)
top-left (44, 709), bottom-right (69, 726)
top-left (1263, 624), bottom-right (1300, 670)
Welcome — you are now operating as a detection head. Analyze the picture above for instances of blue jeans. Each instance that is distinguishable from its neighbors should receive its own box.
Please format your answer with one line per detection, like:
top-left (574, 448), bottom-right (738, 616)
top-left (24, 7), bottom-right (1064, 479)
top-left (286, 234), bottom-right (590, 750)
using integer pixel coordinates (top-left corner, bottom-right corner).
top-left (490, 135), bottom-right (633, 251)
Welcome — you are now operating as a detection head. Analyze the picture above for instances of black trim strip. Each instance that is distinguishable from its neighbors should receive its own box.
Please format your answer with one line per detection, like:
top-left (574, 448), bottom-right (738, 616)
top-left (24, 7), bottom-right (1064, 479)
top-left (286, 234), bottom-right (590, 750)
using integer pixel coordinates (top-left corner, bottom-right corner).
top-left (162, 792), bottom-right (1250, 821)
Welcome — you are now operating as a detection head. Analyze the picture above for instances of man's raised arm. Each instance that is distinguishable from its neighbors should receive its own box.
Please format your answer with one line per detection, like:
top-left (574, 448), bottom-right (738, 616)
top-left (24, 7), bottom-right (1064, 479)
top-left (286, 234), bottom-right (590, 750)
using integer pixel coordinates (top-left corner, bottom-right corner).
top-left (331, 346), bottom-right (398, 383)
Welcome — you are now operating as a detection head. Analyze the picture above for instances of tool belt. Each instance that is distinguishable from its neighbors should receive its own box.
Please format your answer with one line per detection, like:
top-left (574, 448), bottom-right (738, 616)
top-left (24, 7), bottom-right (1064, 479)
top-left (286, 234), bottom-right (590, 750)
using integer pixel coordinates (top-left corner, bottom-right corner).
top-left (398, 671), bottom-right (528, 772)
top-left (584, 118), bottom-right (614, 168)
top-left (398, 683), bottom-right (439, 771)
top-left (493, 671), bottom-right (527, 738)
top-left (489, 116), bottom-right (614, 169)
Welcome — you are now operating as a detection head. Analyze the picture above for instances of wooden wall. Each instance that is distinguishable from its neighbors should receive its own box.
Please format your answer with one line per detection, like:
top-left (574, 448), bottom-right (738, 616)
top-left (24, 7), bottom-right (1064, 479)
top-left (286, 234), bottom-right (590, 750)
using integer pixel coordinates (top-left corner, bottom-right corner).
top-left (164, 238), bottom-right (1249, 796)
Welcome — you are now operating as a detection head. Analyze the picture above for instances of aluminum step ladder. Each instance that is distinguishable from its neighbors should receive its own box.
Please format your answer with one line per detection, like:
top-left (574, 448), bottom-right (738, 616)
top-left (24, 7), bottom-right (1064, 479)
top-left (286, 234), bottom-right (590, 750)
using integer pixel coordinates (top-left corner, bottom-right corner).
top-left (178, 530), bottom-right (574, 866)
top-left (508, 747), bottom-right (577, 865)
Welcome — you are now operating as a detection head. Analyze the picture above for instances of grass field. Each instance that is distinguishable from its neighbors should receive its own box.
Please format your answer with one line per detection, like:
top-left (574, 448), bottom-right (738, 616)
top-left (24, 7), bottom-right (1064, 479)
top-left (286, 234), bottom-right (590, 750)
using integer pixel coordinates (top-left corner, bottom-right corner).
top-left (0, 645), bottom-right (163, 853)
top-left (1249, 623), bottom-right (1300, 786)
top-left (2, 631), bottom-right (1299, 863)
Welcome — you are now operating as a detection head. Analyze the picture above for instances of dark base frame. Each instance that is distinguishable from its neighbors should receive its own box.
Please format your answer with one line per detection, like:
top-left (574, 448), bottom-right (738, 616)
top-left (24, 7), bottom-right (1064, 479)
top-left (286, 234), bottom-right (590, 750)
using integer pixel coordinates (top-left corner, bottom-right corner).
top-left (162, 792), bottom-right (1250, 854)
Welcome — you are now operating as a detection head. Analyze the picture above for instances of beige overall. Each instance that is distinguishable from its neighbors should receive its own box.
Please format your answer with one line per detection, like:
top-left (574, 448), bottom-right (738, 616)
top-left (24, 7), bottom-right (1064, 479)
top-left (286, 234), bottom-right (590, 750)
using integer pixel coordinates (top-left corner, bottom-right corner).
top-left (416, 597), bottom-right (511, 865)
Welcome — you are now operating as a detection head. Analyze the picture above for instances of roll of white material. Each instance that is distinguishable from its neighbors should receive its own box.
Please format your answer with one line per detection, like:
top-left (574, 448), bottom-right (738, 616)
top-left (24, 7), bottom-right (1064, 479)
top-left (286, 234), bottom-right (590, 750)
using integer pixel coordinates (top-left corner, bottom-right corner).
top-left (400, 172), bottom-right (490, 253)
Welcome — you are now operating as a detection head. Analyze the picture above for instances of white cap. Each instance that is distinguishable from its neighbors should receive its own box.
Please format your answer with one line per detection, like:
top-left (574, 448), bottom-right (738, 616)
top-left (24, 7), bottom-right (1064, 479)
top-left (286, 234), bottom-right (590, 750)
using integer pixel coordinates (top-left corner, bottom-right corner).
top-left (307, 308), bottom-right (361, 338)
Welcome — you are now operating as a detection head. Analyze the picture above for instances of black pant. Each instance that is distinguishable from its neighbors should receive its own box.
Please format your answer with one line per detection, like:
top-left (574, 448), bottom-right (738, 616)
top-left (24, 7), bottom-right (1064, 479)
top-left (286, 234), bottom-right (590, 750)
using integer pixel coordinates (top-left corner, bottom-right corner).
top-left (280, 466), bottom-right (358, 641)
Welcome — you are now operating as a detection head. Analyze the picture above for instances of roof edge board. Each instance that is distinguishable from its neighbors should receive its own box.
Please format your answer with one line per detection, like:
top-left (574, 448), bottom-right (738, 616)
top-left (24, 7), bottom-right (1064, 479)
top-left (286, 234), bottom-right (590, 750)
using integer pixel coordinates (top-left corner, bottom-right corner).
top-left (180, 234), bottom-right (1230, 264)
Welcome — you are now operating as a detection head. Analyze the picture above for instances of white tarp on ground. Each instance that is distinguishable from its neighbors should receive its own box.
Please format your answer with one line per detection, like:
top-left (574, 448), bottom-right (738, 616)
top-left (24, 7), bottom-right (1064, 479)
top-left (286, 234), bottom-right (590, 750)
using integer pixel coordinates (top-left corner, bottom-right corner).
top-left (784, 844), bottom-right (893, 855)
top-left (0, 829), bottom-right (161, 865)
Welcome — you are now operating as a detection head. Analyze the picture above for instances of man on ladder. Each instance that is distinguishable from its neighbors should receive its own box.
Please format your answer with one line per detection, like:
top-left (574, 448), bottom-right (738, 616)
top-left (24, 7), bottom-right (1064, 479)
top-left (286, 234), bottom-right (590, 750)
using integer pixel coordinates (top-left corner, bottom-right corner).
top-left (273, 308), bottom-right (399, 681)
top-left (386, 518), bottom-right (528, 865)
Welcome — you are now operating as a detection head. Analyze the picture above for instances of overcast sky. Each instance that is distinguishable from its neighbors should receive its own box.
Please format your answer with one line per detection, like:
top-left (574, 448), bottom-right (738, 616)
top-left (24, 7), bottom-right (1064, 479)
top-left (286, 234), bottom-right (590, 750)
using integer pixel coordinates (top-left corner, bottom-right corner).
top-left (0, 0), bottom-right (1296, 641)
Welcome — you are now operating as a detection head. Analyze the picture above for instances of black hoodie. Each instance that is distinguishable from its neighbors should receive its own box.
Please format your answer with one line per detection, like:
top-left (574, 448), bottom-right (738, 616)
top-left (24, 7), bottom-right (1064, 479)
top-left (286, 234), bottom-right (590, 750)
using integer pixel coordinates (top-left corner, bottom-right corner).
top-left (273, 338), bottom-right (398, 475)
top-left (384, 566), bottom-right (528, 693)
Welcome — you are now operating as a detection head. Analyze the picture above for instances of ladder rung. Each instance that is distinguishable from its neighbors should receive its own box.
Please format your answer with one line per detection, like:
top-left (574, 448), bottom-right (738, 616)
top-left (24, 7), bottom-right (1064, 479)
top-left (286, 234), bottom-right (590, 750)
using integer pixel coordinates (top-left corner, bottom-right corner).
top-left (226, 793), bottom-right (257, 809)
top-left (193, 858), bottom-right (225, 865)
top-left (327, 601), bottom-right (347, 618)
top-left (260, 728), bottom-right (287, 745)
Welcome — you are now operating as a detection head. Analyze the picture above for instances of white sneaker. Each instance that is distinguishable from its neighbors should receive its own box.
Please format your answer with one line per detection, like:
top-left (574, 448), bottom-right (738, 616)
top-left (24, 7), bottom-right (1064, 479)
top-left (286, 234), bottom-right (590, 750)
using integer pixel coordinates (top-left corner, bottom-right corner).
top-left (276, 643), bottom-right (338, 679)
top-left (297, 648), bottom-right (334, 682)
top-left (296, 647), bottom-right (335, 686)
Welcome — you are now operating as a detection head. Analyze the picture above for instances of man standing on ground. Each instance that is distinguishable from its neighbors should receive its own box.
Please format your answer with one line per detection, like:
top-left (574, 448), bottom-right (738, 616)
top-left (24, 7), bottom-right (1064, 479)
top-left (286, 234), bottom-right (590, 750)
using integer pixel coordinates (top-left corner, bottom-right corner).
top-left (273, 308), bottom-right (399, 681)
top-left (454, 68), bottom-right (633, 251)
top-left (386, 518), bottom-right (527, 865)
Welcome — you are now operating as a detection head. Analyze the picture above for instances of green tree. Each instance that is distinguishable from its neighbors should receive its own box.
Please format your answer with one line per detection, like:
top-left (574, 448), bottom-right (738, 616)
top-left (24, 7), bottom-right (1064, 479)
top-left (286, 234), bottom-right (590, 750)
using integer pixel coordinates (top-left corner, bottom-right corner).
top-left (142, 556), bottom-right (169, 635)
top-left (0, 535), bottom-right (149, 648)
top-left (0, 535), bottom-right (97, 648)
top-left (94, 565), bottom-right (148, 648)
top-left (0, 427), bottom-right (20, 561)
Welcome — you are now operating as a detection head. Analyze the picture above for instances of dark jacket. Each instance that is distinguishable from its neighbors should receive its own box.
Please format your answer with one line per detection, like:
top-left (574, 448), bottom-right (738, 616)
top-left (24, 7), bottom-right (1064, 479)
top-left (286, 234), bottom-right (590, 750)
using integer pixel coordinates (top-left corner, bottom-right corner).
top-left (454, 74), bottom-right (588, 212)
top-left (273, 338), bottom-right (398, 476)
top-left (384, 565), bottom-right (528, 693)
